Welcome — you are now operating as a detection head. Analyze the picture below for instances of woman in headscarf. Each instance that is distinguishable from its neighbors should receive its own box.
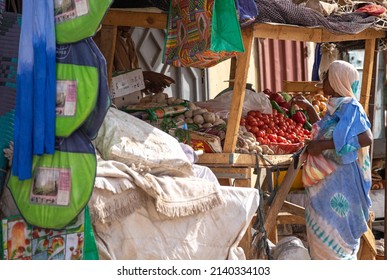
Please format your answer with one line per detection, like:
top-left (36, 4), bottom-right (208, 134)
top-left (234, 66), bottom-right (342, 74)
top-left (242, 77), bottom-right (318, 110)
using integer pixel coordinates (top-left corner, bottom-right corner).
top-left (293, 60), bottom-right (373, 260)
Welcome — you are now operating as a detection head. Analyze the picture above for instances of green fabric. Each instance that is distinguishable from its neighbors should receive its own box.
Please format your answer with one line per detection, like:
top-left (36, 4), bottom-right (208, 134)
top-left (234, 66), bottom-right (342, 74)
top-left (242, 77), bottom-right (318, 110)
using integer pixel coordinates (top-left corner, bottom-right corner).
top-left (7, 150), bottom-right (96, 230)
top-left (82, 206), bottom-right (99, 260)
top-left (55, 0), bottom-right (113, 44)
top-left (211, 0), bottom-right (244, 52)
top-left (55, 63), bottom-right (99, 137)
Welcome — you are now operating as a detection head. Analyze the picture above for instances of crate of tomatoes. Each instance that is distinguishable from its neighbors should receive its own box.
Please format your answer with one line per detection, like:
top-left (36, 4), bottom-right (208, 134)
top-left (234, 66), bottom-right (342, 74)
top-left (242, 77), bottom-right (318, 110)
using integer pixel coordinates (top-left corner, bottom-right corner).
top-left (240, 109), bottom-right (311, 155)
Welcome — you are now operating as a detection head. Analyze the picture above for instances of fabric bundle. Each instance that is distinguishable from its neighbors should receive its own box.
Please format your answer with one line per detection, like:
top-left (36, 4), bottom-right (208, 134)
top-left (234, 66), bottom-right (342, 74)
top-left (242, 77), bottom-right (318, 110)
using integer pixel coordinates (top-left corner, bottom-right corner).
top-left (0, 10), bottom-right (20, 190)
top-left (254, 0), bottom-right (377, 34)
top-left (12, 0), bottom-right (56, 180)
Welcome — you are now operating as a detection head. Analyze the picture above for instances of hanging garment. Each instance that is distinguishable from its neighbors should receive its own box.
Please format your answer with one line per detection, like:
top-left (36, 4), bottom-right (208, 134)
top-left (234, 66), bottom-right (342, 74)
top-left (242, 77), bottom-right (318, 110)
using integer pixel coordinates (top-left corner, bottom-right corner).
top-left (12, 0), bottom-right (56, 180)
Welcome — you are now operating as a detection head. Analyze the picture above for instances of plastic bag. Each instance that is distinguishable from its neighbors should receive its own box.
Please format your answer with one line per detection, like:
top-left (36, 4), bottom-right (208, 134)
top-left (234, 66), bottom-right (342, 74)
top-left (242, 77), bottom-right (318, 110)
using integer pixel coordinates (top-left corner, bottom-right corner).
top-left (195, 89), bottom-right (272, 119)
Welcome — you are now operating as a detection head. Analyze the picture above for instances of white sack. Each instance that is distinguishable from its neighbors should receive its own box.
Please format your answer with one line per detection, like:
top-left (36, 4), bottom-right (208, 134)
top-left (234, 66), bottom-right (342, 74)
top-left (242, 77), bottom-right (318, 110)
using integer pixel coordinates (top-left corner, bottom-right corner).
top-left (93, 107), bottom-right (194, 177)
top-left (91, 185), bottom-right (259, 260)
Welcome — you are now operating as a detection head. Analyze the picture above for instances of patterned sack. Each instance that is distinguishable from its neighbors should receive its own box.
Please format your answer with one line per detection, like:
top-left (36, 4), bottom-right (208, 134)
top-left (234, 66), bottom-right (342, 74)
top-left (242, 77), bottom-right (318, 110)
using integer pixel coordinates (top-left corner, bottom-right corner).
top-left (163, 0), bottom-right (244, 68)
top-left (0, 207), bottom-right (99, 260)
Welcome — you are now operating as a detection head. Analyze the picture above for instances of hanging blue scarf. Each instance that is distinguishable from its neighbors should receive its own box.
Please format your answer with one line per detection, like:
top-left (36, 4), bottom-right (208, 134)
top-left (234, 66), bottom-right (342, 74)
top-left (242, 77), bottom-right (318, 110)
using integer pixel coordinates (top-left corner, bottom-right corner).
top-left (12, 0), bottom-right (56, 180)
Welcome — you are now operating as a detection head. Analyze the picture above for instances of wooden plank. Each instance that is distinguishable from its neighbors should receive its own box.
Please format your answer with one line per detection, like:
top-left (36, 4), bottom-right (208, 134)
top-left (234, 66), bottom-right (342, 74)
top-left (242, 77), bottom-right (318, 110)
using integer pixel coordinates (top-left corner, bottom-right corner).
top-left (360, 38), bottom-right (377, 116)
top-left (282, 81), bottom-right (320, 93)
top-left (281, 201), bottom-right (305, 217)
top-left (223, 27), bottom-right (254, 153)
top-left (209, 167), bottom-right (250, 179)
top-left (253, 23), bottom-right (384, 43)
top-left (197, 153), bottom-right (293, 167)
top-left (277, 212), bottom-right (306, 225)
top-left (99, 25), bottom-right (118, 86)
top-left (103, 9), bottom-right (167, 30)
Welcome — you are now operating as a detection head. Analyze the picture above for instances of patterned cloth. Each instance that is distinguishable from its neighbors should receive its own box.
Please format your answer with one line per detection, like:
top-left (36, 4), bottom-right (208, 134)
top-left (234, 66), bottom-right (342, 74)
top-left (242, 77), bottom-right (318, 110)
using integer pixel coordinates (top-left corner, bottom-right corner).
top-left (253, 0), bottom-right (377, 34)
top-left (163, 0), bottom-right (244, 68)
top-left (304, 61), bottom-right (372, 260)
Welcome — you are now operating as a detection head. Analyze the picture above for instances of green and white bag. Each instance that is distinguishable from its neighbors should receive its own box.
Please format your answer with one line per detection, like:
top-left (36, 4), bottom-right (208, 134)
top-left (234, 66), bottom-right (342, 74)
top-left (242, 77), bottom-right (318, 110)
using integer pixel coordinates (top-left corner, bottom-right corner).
top-left (7, 130), bottom-right (97, 230)
top-left (54, 0), bottom-right (113, 44)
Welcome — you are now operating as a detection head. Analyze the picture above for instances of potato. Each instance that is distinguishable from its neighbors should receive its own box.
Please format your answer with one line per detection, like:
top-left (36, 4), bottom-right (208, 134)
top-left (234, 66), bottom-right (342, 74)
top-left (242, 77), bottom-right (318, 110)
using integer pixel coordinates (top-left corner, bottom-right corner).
top-left (188, 102), bottom-right (197, 111)
top-left (193, 114), bottom-right (205, 125)
top-left (203, 112), bottom-right (216, 124)
top-left (184, 110), bottom-right (193, 118)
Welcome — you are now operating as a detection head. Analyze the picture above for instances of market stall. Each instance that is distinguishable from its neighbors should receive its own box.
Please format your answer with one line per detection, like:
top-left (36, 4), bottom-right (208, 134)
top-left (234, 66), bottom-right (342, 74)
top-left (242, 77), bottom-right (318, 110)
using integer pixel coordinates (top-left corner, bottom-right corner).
top-left (2, 0), bottom-right (386, 261)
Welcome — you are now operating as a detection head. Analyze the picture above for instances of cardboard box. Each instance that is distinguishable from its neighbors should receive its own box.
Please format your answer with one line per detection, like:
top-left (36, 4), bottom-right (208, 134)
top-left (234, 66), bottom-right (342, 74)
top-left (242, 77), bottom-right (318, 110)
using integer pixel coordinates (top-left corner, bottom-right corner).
top-left (110, 69), bottom-right (145, 108)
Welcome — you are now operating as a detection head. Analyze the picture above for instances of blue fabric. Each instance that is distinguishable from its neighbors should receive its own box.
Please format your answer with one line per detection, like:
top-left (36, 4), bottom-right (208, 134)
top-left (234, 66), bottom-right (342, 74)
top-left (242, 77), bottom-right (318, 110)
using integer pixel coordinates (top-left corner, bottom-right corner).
top-left (12, 0), bottom-right (56, 180)
top-left (311, 43), bottom-right (321, 81)
top-left (235, 0), bottom-right (258, 25)
top-left (13, 0), bottom-right (34, 179)
top-left (306, 97), bottom-right (372, 259)
top-left (332, 98), bottom-right (371, 164)
top-left (80, 38), bottom-right (111, 140)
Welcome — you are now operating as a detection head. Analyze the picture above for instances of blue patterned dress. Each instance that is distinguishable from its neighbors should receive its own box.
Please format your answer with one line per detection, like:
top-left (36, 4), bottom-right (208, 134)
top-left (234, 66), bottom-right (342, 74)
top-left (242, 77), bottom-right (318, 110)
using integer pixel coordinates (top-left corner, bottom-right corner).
top-left (304, 97), bottom-right (372, 260)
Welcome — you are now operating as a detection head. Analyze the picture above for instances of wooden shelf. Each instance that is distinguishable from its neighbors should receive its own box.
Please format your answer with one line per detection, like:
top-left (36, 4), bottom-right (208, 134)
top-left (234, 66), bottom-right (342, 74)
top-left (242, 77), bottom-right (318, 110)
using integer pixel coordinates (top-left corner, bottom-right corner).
top-left (197, 153), bottom-right (293, 168)
top-left (252, 23), bottom-right (385, 43)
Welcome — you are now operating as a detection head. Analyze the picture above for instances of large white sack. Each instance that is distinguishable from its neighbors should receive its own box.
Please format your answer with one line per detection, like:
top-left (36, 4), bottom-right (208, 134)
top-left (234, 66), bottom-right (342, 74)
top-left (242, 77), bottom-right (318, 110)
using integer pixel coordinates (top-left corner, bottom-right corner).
top-left (94, 107), bottom-right (194, 177)
top-left (91, 186), bottom-right (259, 260)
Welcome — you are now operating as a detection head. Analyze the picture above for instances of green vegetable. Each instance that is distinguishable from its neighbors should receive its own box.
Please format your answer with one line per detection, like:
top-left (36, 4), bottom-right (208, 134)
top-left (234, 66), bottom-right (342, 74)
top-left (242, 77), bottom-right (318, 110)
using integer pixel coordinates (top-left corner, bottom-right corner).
top-left (303, 120), bottom-right (312, 131)
top-left (279, 91), bottom-right (292, 102)
top-left (270, 100), bottom-right (287, 115)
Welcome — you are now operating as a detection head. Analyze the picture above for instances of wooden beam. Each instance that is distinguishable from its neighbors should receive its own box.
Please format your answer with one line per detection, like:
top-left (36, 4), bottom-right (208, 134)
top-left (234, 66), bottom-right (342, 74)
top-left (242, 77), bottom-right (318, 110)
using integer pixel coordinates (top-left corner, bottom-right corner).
top-left (253, 23), bottom-right (384, 43)
top-left (223, 27), bottom-right (254, 153)
top-left (197, 153), bottom-right (293, 167)
top-left (282, 81), bottom-right (321, 93)
top-left (360, 38), bottom-right (377, 116)
top-left (103, 10), bottom-right (168, 30)
top-left (99, 25), bottom-right (118, 85)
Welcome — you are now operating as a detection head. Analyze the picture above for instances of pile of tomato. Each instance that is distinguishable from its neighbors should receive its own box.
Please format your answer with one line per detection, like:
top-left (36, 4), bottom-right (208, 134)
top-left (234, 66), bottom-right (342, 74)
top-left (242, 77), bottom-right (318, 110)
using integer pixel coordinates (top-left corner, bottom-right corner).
top-left (240, 109), bottom-right (311, 145)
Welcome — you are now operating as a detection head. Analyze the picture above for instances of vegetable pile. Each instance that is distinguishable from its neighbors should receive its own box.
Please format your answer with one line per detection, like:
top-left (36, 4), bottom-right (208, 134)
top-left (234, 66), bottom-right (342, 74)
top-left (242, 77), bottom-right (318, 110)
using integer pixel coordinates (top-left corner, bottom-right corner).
top-left (240, 109), bottom-right (311, 146)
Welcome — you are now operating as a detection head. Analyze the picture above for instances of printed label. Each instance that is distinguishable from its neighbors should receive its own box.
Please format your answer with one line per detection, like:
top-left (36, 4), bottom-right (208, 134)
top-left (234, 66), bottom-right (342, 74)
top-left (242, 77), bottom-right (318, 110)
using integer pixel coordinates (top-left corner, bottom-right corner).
top-left (56, 80), bottom-right (77, 116)
top-left (30, 168), bottom-right (71, 206)
top-left (54, 0), bottom-right (90, 23)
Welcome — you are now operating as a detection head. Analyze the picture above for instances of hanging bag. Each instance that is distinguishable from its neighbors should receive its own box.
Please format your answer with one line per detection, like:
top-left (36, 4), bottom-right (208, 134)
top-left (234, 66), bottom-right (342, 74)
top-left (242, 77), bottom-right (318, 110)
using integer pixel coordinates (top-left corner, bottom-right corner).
top-left (7, 130), bottom-right (96, 230)
top-left (54, 0), bottom-right (113, 44)
top-left (163, 0), bottom-right (244, 68)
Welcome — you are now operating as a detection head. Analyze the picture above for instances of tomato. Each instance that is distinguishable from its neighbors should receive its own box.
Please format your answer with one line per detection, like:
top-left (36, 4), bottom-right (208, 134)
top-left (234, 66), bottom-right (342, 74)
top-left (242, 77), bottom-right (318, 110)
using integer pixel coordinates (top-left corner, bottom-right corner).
top-left (267, 134), bottom-right (277, 142)
top-left (277, 136), bottom-right (287, 143)
top-left (246, 115), bottom-right (255, 122)
top-left (256, 130), bottom-right (264, 138)
top-left (247, 111), bottom-right (256, 117)
top-left (245, 124), bottom-right (251, 131)
top-left (250, 126), bottom-right (259, 134)
top-left (255, 111), bottom-right (262, 118)
top-left (256, 137), bottom-right (264, 143)
top-left (248, 119), bottom-right (258, 127)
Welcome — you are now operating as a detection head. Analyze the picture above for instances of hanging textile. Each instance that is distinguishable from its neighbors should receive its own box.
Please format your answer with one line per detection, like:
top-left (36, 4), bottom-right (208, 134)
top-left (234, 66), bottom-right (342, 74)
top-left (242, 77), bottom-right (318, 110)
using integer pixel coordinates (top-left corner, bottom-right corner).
top-left (0, 10), bottom-right (20, 190)
top-left (12, 0), bottom-right (56, 180)
top-left (163, 0), bottom-right (244, 68)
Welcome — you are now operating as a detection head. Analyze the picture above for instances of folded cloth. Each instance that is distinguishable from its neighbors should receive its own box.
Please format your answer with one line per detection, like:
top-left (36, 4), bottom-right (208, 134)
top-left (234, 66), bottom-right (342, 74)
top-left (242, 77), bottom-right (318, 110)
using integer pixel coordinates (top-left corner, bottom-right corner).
top-left (92, 152), bottom-right (225, 220)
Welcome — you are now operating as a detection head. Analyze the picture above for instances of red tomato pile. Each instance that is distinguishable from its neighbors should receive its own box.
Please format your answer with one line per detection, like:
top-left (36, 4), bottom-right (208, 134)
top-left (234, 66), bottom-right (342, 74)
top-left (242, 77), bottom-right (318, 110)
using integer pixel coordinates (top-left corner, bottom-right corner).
top-left (240, 110), bottom-right (311, 145)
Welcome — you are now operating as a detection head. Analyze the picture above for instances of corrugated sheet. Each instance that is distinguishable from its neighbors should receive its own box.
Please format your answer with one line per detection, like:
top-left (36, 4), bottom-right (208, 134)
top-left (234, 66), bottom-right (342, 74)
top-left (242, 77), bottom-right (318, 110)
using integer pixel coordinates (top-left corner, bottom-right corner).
top-left (258, 39), bottom-right (309, 93)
